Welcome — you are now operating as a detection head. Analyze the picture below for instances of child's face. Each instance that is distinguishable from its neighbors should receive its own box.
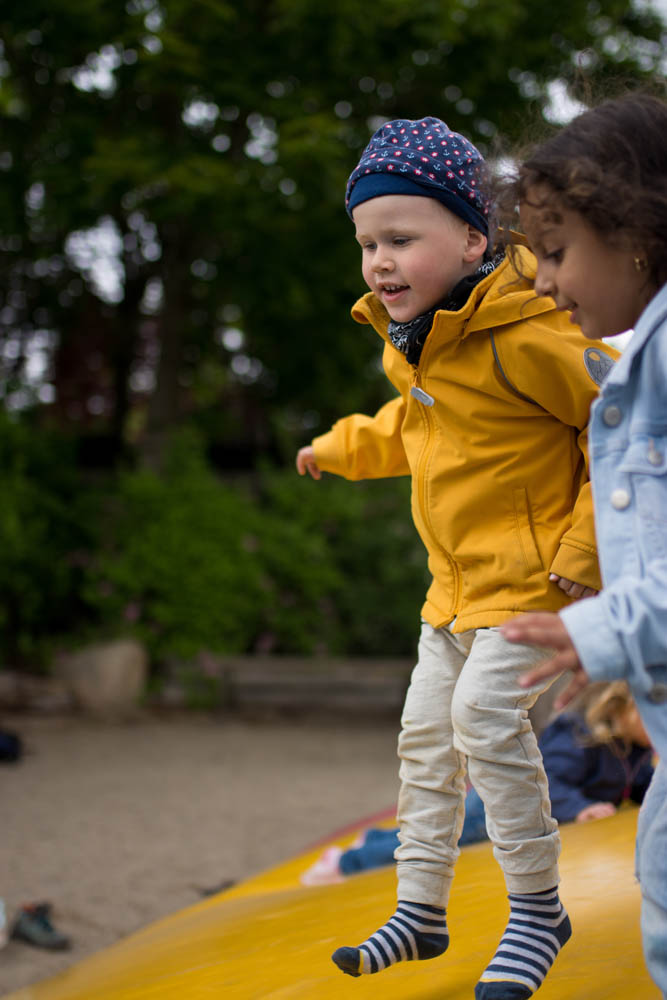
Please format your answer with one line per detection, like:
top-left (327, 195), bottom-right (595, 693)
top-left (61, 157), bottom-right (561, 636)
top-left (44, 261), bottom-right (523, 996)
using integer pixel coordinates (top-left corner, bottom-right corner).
top-left (352, 195), bottom-right (487, 323)
top-left (520, 188), bottom-right (651, 341)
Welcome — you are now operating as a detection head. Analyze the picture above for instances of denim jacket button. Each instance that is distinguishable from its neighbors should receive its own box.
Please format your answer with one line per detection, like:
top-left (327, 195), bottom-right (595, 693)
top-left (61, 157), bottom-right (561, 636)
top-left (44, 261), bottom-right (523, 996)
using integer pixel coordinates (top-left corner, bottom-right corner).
top-left (602, 405), bottom-right (622, 427)
top-left (610, 488), bottom-right (631, 510)
top-left (648, 683), bottom-right (667, 704)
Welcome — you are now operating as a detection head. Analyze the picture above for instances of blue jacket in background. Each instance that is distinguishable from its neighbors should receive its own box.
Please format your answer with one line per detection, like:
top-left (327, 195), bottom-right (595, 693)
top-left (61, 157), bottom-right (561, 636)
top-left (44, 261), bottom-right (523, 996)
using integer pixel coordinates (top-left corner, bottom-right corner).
top-left (338, 711), bottom-right (654, 875)
top-left (538, 713), bottom-right (653, 824)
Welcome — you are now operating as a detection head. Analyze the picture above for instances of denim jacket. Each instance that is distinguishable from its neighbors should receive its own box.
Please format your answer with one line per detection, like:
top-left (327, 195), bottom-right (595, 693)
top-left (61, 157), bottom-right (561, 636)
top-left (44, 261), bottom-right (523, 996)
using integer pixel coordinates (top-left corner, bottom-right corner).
top-left (561, 281), bottom-right (667, 754)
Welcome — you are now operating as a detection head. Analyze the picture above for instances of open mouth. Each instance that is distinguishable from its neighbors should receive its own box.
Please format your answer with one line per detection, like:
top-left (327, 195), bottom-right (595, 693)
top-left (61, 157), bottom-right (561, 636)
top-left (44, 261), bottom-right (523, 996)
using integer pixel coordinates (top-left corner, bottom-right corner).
top-left (380, 284), bottom-right (409, 298)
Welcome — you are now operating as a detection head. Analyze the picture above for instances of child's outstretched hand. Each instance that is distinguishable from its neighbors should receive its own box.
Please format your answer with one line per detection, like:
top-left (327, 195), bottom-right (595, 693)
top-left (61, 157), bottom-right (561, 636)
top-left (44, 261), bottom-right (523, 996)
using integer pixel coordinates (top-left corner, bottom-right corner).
top-left (296, 445), bottom-right (321, 480)
top-left (576, 802), bottom-right (617, 823)
top-left (548, 574), bottom-right (598, 600)
top-left (501, 612), bottom-right (591, 709)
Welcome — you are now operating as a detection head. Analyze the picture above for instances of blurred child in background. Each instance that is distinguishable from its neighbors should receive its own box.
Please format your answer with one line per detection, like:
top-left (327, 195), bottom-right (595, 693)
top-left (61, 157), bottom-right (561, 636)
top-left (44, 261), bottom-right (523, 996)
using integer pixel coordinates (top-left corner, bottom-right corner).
top-left (302, 681), bottom-right (653, 882)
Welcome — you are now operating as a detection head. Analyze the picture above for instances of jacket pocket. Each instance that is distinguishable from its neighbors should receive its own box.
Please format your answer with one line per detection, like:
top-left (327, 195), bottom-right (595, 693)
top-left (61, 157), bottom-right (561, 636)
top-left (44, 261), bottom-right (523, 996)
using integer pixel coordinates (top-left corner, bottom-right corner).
top-left (620, 436), bottom-right (667, 523)
top-left (513, 487), bottom-right (543, 575)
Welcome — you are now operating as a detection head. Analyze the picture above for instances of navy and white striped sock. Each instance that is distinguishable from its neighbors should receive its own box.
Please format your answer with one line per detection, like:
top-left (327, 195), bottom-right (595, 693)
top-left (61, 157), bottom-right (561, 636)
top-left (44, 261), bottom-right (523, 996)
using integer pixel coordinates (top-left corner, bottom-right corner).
top-left (331, 901), bottom-right (448, 977)
top-left (475, 888), bottom-right (571, 999)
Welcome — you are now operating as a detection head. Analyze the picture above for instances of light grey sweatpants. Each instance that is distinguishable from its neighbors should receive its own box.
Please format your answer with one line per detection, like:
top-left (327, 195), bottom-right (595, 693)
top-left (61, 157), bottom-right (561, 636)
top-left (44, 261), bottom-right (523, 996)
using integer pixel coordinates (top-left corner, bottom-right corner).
top-left (395, 622), bottom-right (561, 907)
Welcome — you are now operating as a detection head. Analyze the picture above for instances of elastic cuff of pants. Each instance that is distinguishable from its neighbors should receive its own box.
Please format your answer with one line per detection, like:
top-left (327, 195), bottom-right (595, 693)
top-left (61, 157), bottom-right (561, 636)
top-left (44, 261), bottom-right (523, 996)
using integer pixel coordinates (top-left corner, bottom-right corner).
top-left (503, 868), bottom-right (560, 895)
top-left (397, 863), bottom-right (452, 907)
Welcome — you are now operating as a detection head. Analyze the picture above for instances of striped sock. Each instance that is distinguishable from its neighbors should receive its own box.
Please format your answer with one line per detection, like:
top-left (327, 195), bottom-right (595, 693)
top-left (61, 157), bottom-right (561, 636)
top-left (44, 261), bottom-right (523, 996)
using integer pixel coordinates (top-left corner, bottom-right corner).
top-left (475, 888), bottom-right (571, 999)
top-left (331, 901), bottom-right (448, 977)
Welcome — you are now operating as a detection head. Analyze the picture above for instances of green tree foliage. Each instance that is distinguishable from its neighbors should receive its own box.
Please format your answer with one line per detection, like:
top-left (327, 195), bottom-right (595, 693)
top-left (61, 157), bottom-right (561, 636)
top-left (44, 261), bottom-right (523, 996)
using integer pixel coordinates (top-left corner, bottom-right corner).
top-left (0, 412), bottom-right (98, 663)
top-left (79, 432), bottom-right (427, 660)
top-left (0, 0), bottom-right (664, 460)
top-left (0, 2), bottom-right (664, 667)
top-left (0, 419), bottom-right (429, 665)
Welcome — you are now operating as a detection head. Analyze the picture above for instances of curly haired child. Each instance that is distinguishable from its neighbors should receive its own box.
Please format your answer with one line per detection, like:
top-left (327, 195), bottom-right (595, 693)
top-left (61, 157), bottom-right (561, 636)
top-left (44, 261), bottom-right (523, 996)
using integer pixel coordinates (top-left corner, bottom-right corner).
top-left (502, 91), bottom-right (667, 997)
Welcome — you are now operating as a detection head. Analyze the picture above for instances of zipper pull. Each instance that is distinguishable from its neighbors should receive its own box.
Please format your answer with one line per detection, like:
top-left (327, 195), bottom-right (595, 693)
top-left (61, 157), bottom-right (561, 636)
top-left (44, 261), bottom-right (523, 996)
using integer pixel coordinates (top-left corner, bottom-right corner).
top-left (411, 385), bottom-right (434, 407)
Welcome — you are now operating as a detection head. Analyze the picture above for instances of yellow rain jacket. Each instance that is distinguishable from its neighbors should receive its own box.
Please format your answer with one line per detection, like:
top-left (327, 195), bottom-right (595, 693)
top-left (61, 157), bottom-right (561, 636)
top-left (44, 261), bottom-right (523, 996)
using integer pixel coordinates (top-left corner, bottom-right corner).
top-left (312, 246), bottom-right (618, 632)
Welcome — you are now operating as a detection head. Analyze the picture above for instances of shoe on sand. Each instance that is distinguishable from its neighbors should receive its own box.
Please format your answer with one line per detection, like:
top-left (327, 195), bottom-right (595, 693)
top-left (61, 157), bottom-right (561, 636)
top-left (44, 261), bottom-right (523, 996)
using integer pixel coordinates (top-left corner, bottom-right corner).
top-left (11, 903), bottom-right (71, 950)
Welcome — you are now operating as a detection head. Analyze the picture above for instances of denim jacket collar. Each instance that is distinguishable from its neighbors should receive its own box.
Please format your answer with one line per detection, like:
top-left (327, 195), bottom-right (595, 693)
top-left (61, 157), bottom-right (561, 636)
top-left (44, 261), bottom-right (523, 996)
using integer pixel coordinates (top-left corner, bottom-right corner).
top-left (606, 281), bottom-right (667, 389)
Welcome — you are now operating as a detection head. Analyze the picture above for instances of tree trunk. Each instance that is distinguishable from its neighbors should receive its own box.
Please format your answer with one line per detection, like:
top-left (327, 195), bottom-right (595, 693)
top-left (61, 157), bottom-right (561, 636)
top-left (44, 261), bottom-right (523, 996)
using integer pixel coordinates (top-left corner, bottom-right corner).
top-left (140, 230), bottom-right (188, 470)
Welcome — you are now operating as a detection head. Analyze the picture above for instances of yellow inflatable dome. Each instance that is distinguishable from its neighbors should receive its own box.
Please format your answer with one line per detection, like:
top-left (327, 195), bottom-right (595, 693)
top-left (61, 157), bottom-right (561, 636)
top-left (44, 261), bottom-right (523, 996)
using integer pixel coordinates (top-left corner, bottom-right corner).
top-left (7, 805), bottom-right (659, 999)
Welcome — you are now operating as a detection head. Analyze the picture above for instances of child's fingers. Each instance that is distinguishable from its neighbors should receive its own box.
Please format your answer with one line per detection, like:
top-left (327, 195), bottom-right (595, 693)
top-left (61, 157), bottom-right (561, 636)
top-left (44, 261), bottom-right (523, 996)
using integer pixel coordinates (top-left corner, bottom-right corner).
top-left (299, 457), bottom-right (321, 480)
top-left (518, 650), bottom-right (575, 690)
top-left (502, 612), bottom-right (568, 648)
top-left (593, 802), bottom-right (616, 818)
top-left (549, 576), bottom-right (598, 601)
top-left (296, 447), bottom-right (321, 478)
top-left (551, 576), bottom-right (597, 600)
top-left (577, 802), bottom-right (616, 823)
top-left (552, 668), bottom-right (590, 709)
top-left (503, 613), bottom-right (589, 695)
top-left (553, 575), bottom-right (580, 597)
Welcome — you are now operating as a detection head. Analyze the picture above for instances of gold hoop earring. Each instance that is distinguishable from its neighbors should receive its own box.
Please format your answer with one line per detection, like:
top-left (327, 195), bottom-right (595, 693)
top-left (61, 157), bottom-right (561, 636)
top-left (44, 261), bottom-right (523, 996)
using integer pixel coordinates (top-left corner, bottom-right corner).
top-left (634, 256), bottom-right (648, 272)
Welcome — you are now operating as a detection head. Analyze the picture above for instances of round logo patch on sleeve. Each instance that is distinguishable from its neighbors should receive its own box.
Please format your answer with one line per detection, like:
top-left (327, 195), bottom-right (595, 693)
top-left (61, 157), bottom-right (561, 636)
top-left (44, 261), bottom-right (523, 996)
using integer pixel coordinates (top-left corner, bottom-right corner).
top-left (584, 348), bottom-right (615, 386)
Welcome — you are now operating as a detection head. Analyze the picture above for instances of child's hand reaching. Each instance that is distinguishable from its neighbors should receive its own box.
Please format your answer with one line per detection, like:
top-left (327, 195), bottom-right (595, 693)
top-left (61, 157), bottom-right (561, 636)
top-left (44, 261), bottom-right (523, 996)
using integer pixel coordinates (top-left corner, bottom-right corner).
top-left (576, 802), bottom-right (617, 823)
top-left (501, 612), bottom-right (591, 709)
top-left (548, 575), bottom-right (597, 600)
top-left (296, 446), bottom-right (322, 480)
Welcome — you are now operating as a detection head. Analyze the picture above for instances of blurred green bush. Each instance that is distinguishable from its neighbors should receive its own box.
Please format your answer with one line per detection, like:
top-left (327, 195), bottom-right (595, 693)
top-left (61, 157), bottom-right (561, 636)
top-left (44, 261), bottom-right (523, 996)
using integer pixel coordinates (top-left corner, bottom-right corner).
top-left (0, 424), bottom-right (427, 669)
top-left (0, 413), bottom-right (97, 666)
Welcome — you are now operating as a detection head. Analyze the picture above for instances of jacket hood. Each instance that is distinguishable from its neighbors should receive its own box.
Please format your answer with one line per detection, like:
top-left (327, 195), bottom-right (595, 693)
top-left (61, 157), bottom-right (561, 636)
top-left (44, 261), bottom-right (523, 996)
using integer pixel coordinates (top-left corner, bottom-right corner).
top-left (351, 244), bottom-right (556, 340)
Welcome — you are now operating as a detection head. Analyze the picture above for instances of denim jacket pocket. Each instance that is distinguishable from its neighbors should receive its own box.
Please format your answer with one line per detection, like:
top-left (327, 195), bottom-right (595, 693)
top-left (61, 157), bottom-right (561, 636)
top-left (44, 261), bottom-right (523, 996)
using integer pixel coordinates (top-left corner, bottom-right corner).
top-left (619, 436), bottom-right (667, 524)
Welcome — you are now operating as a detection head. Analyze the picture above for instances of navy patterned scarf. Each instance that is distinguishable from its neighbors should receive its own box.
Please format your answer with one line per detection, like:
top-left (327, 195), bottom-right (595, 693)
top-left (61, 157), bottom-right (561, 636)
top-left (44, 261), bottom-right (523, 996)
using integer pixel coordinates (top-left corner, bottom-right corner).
top-left (387, 252), bottom-right (504, 365)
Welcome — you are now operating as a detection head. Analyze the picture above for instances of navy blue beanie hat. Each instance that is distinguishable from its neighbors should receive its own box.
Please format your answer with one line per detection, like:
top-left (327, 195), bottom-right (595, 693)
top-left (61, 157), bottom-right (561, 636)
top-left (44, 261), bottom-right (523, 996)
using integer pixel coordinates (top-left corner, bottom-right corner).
top-left (346, 116), bottom-right (489, 235)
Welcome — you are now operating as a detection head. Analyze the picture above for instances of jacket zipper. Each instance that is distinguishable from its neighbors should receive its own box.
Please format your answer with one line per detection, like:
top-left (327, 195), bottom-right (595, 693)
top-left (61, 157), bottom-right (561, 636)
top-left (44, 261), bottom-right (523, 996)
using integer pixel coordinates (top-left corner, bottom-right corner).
top-left (410, 365), bottom-right (460, 613)
top-left (411, 367), bottom-right (460, 613)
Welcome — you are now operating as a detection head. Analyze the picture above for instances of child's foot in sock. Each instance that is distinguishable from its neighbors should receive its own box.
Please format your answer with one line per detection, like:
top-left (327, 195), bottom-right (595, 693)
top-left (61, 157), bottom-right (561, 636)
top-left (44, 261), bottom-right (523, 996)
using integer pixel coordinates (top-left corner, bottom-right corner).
top-left (475, 888), bottom-right (571, 999)
top-left (332, 901), bottom-right (448, 976)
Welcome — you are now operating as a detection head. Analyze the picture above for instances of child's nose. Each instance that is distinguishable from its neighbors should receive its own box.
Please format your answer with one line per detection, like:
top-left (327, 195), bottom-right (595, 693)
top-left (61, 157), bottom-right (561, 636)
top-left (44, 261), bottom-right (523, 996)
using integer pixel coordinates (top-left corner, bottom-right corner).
top-left (534, 267), bottom-right (554, 298)
top-left (372, 252), bottom-right (394, 272)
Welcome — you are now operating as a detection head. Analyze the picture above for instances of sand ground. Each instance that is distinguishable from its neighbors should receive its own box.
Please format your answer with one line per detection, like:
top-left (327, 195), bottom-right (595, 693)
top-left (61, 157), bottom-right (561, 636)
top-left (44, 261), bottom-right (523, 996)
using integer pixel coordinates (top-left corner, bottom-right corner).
top-left (0, 710), bottom-right (400, 997)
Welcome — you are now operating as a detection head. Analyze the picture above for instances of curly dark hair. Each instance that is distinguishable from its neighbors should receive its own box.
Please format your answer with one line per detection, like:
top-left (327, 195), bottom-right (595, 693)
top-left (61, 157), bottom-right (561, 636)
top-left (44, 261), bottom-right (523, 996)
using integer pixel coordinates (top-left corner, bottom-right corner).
top-left (499, 92), bottom-right (667, 291)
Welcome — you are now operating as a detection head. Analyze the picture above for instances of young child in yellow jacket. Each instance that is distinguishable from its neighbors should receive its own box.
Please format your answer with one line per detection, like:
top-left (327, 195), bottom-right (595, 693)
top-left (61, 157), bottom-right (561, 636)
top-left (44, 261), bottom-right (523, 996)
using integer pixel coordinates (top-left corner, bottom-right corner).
top-left (296, 117), bottom-right (617, 1000)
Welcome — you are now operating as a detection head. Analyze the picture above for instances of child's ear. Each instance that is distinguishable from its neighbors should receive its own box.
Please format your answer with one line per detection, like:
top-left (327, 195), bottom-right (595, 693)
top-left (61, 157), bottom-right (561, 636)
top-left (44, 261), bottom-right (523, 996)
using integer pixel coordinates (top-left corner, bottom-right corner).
top-left (463, 226), bottom-right (488, 263)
